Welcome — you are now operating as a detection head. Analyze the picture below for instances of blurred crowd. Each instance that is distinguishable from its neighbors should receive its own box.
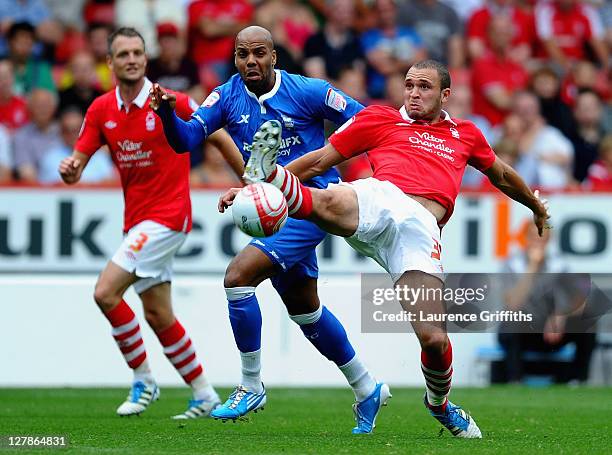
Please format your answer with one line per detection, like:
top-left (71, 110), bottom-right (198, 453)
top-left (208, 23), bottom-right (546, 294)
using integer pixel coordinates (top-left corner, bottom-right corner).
top-left (0, 0), bottom-right (609, 190)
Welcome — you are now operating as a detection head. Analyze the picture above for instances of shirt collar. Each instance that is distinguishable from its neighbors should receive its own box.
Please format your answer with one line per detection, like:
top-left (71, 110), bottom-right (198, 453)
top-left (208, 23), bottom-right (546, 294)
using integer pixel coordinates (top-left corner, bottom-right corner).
top-left (399, 105), bottom-right (457, 126)
top-left (115, 78), bottom-right (153, 111)
top-left (244, 69), bottom-right (282, 104)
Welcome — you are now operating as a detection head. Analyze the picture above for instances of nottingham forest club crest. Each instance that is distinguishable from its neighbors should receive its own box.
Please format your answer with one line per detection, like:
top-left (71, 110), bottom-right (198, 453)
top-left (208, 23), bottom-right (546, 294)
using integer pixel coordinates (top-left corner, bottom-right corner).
top-left (146, 111), bottom-right (156, 131)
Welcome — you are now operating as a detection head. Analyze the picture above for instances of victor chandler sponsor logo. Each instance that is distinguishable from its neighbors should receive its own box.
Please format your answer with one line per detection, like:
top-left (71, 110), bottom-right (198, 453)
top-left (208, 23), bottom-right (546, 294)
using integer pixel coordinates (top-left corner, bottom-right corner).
top-left (408, 131), bottom-right (456, 161)
top-left (116, 140), bottom-right (153, 166)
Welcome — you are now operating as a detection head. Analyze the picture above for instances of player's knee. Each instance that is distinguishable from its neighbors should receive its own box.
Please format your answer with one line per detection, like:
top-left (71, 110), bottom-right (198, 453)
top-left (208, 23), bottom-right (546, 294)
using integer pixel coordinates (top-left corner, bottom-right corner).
top-left (93, 282), bottom-right (120, 312)
top-left (224, 262), bottom-right (254, 288)
top-left (144, 307), bottom-right (172, 332)
top-left (419, 332), bottom-right (449, 355)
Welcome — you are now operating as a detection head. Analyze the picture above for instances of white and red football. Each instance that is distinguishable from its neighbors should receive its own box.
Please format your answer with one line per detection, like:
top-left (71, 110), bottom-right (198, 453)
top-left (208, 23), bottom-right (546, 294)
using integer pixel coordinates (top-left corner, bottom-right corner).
top-left (232, 183), bottom-right (288, 237)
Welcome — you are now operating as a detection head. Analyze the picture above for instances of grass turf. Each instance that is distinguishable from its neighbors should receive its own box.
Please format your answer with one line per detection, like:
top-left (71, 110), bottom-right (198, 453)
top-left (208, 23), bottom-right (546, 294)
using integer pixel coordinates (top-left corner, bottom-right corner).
top-left (0, 387), bottom-right (610, 454)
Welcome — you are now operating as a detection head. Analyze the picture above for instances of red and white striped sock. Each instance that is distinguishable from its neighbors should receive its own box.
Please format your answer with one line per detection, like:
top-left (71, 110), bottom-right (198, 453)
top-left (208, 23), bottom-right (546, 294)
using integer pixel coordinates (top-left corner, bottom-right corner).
top-left (106, 300), bottom-right (148, 371)
top-left (156, 319), bottom-right (215, 400)
top-left (421, 340), bottom-right (453, 412)
top-left (267, 165), bottom-right (313, 218)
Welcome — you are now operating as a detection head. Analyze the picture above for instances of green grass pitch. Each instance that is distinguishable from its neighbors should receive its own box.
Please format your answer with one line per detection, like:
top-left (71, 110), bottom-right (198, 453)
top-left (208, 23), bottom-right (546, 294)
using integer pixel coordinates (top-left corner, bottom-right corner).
top-left (1, 387), bottom-right (610, 454)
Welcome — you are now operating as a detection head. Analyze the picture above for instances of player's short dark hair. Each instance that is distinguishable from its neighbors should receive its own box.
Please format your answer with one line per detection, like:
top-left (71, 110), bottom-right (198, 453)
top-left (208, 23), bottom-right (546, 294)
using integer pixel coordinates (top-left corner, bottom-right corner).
top-left (7, 21), bottom-right (36, 41)
top-left (107, 27), bottom-right (146, 55)
top-left (411, 60), bottom-right (451, 91)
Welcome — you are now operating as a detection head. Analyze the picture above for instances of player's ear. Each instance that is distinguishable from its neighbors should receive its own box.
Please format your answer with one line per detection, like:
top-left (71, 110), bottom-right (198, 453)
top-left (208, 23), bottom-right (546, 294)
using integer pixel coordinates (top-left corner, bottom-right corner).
top-left (441, 88), bottom-right (451, 104)
top-left (271, 49), bottom-right (277, 68)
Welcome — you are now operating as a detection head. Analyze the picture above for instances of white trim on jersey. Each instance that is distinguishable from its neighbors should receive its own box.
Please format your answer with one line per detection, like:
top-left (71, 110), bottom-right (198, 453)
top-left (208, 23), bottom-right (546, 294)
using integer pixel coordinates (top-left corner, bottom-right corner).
top-left (244, 70), bottom-right (282, 114)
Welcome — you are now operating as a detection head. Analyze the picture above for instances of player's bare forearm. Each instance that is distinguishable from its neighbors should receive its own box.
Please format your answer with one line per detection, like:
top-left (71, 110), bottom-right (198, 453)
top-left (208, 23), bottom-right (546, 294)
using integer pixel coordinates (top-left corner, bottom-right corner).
top-left (484, 157), bottom-right (549, 233)
top-left (286, 143), bottom-right (346, 181)
top-left (207, 129), bottom-right (245, 179)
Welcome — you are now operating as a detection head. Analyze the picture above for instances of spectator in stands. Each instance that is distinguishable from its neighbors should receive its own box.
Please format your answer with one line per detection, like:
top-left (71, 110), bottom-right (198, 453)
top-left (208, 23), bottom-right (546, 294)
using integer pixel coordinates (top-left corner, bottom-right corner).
top-left (115, 0), bottom-right (186, 59)
top-left (0, 58), bottom-right (28, 131)
top-left (0, 124), bottom-right (11, 182)
top-left (438, 0), bottom-right (483, 23)
top-left (303, 0), bottom-right (364, 83)
top-left (570, 90), bottom-right (606, 182)
top-left (58, 50), bottom-right (103, 115)
top-left (530, 66), bottom-right (576, 139)
top-left (445, 84), bottom-right (494, 142)
top-left (147, 22), bottom-right (203, 103)
top-left (5, 21), bottom-right (55, 95)
top-left (45, 0), bottom-right (87, 32)
top-left (560, 60), bottom-right (610, 107)
top-left (187, 0), bottom-right (253, 88)
top-left (513, 91), bottom-right (574, 190)
top-left (584, 134), bottom-right (612, 190)
top-left (396, 0), bottom-right (465, 69)
top-left (82, 0), bottom-right (115, 27)
top-left (254, 0), bottom-right (318, 62)
top-left (190, 142), bottom-right (241, 187)
top-left (466, 0), bottom-right (536, 65)
top-left (471, 15), bottom-right (529, 126)
top-left (12, 88), bottom-right (61, 182)
top-left (361, 0), bottom-right (426, 99)
top-left (498, 224), bottom-right (596, 384)
top-left (384, 71), bottom-right (406, 107)
top-left (535, 0), bottom-right (608, 73)
top-left (0, 0), bottom-right (63, 57)
top-left (335, 67), bottom-right (370, 105)
top-left (85, 22), bottom-right (113, 91)
top-left (38, 108), bottom-right (115, 184)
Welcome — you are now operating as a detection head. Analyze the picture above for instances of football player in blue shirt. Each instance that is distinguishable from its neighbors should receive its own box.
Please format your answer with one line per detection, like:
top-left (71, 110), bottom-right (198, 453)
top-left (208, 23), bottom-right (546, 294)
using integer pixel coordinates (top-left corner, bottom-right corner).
top-left (150, 26), bottom-right (390, 433)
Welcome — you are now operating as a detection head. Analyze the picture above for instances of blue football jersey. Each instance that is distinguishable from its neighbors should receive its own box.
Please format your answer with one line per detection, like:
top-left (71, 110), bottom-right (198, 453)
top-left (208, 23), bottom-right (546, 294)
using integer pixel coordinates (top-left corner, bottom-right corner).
top-left (191, 70), bottom-right (364, 189)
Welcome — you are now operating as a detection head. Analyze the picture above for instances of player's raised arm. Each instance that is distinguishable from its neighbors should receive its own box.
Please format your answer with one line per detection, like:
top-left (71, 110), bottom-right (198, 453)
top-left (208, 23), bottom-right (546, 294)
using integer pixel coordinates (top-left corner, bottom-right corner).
top-left (483, 156), bottom-right (550, 235)
top-left (150, 83), bottom-right (208, 153)
top-left (58, 151), bottom-right (91, 184)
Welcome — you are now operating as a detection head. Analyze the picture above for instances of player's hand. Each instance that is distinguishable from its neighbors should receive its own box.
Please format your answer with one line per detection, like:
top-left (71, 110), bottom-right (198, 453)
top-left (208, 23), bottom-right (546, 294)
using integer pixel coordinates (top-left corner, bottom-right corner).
top-left (533, 190), bottom-right (551, 237)
top-left (218, 187), bottom-right (241, 213)
top-left (543, 314), bottom-right (566, 345)
top-left (58, 156), bottom-right (81, 184)
top-left (149, 83), bottom-right (176, 111)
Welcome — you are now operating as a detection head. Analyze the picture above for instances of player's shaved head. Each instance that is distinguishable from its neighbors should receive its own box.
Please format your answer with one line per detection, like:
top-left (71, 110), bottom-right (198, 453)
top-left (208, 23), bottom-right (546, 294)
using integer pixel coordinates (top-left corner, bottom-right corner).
top-left (235, 26), bottom-right (274, 49)
top-left (234, 26), bottom-right (277, 96)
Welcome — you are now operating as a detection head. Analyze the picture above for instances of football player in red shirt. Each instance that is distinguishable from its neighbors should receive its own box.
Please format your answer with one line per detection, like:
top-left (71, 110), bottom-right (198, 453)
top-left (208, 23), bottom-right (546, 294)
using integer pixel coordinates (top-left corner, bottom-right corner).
top-left (222, 59), bottom-right (550, 438)
top-left (59, 27), bottom-right (243, 419)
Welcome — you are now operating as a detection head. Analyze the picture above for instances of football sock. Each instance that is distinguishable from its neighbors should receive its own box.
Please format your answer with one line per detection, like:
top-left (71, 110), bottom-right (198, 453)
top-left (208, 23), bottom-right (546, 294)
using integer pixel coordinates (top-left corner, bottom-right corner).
top-left (421, 340), bottom-right (453, 412)
top-left (155, 319), bottom-right (209, 392)
top-left (267, 165), bottom-right (313, 218)
top-left (105, 300), bottom-right (150, 378)
top-left (226, 287), bottom-right (263, 393)
top-left (339, 355), bottom-right (378, 402)
top-left (291, 305), bottom-right (361, 385)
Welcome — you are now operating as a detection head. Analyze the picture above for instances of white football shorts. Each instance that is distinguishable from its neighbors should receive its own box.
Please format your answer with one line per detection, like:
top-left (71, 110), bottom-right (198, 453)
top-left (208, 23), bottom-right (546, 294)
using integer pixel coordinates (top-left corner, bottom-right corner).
top-left (340, 178), bottom-right (445, 283)
top-left (111, 220), bottom-right (187, 294)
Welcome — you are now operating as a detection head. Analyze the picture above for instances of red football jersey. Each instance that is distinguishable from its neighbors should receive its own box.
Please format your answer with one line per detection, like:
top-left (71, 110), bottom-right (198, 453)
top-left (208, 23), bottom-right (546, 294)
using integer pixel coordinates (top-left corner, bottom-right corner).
top-left (75, 78), bottom-right (197, 233)
top-left (329, 105), bottom-right (496, 226)
top-left (536, 1), bottom-right (603, 60)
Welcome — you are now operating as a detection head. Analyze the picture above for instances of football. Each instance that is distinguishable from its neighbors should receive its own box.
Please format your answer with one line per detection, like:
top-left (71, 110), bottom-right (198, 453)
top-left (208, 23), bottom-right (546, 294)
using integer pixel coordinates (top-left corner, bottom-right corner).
top-left (232, 182), bottom-right (288, 237)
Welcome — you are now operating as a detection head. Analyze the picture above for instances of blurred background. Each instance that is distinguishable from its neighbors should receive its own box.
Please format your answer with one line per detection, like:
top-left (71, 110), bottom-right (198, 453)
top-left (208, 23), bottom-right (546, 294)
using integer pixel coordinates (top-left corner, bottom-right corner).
top-left (0, 0), bottom-right (610, 389)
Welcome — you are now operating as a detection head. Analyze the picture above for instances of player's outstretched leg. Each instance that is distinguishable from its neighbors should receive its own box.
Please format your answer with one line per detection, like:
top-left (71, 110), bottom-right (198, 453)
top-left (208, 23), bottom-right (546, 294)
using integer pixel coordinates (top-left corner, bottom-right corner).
top-left (243, 119), bottom-right (282, 183)
top-left (103, 300), bottom-right (160, 416)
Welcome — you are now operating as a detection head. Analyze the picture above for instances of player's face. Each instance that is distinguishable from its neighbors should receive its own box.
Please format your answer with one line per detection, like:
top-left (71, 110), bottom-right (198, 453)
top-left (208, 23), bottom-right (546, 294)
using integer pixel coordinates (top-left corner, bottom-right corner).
top-left (404, 68), bottom-right (450, 122)
top-left (235, 40), bottom-right (277, 95)
top-left (108, 36), bottom-right (147, 84)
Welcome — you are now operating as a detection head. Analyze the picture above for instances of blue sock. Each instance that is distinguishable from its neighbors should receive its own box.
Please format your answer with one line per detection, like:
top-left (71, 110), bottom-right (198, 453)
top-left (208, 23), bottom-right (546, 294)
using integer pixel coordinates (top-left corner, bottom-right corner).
top-left (226, 287), bottom-right (261, 353)
top-left (291, 305), bottom-right (356, 366)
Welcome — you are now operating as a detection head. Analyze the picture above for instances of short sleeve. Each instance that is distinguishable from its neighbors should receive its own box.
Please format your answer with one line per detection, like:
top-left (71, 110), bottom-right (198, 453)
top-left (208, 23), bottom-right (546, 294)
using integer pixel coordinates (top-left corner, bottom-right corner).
top-left (191, 88), bottom-right (226, 136)
top-left (467, 124), bottom-right (496, 171)
top-left (328, 107), bottom-right (381, 158)
top-left (303, 78), bottom-right (364, 125)
top-left (75, 104), bottom-right (103, 156)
